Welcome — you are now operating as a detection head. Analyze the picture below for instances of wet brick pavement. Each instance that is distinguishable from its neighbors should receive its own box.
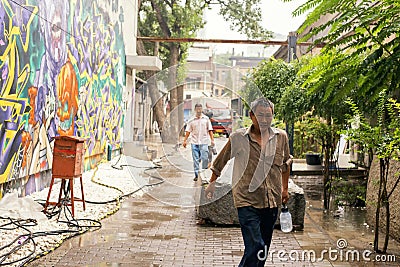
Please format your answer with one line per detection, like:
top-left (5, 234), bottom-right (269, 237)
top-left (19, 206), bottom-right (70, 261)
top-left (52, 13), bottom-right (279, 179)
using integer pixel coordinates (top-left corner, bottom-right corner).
top-left (29, 153), bottom-right (304, 267)
top-left (28, 138), bottom-right (400, 266)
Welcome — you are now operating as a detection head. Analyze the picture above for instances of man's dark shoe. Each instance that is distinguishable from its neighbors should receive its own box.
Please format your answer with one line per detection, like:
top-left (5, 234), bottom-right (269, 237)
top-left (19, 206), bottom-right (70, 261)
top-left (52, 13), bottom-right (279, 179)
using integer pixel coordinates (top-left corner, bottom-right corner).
top-left (193, 176), bottom-right (198, 181)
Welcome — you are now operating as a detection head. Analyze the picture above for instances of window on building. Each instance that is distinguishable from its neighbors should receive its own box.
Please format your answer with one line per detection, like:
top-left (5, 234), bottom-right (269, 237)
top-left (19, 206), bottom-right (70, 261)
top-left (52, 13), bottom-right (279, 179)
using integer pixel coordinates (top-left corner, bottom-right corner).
top-left (221, 71), bottom-right (227, 80)
top-left (185, 78), bottom-right (201, 90)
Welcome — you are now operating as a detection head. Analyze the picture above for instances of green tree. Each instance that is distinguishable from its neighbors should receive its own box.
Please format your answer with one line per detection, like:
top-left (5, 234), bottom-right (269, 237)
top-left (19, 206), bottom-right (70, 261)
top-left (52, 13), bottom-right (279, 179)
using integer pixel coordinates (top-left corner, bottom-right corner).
top-left (245, 53), bottom-right (348, 209)
top-left (243, 56), bottom-right (314, 123)
top-left (287, 0), bottom-right (400, 114)
top-left (137, 0), bottom-right (271, 142)
top-left (286, 50), bottom-right (359, 209)
top-left (241, 57), bottom-right (312, 158)
top-left (285, 0), bottom-right (400, 215)
top-left (241, 58), bottom-right (295, 118)
top-left (278, 56), bottom-right (313, 124)
top-left (137, 0), bottom-right (204, 142)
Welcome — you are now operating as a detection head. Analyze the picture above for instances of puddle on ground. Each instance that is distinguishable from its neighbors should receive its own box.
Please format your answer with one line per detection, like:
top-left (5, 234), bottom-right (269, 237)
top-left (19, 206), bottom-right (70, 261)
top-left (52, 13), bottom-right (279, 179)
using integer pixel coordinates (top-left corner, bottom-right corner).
top-left (146, 234), bottom-right (184, 240)
top-left (85, 263), bottom-right (122, 267)
top-left (74, 209), bottom-right (180, 246)
top-left (84, 251), bottom-right (158, 266)
top-left (76, 231), bottom-right (132, 245)
top-left (129, 211), bottom-right (178, 221)
top-left (227, 250), bottom-right (244, 257)
top-left (127, 201), bottom-right (148, 206)
top-left (293, 175), bottom-right (400, 261)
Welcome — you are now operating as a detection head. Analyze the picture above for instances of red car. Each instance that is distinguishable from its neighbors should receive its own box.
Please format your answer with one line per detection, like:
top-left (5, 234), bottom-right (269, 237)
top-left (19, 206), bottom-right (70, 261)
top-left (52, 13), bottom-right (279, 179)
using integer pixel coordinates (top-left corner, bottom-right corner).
top-left (205, 109), bottom-right (232, 137)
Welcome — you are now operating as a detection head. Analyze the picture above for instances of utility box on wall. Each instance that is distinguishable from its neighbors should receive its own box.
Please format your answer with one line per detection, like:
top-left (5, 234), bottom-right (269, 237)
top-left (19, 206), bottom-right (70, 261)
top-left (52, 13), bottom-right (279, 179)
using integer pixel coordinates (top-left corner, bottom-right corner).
top-left (52, 136), bottom-right (85, 177)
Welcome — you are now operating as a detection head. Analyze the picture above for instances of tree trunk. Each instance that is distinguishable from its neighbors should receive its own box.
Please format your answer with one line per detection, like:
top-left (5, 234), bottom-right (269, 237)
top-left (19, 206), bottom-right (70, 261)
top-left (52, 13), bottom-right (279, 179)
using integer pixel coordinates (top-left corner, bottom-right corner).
top-left (162, 43), bottom-right (180, 143)
top-left (177, 84), bottom-right (184, 136)
top-left (323, 144), bottom-right (330, 210)
top-left (136, 33), bottom-right (166, 132)
top-left (147, 73), bottom-right (166, 130)
top-left (374, 158), bottom-right (384, 252)
top-left (383, 191), bottom-right (389, 253)
top-left (382, 158), bottom-right (390, 253)
top-left (323, 116), bottom-right (336, 210)
top-left (322, 135), bottom-right (331, 210)
top-left (169, 43), bottom-right (179, 111)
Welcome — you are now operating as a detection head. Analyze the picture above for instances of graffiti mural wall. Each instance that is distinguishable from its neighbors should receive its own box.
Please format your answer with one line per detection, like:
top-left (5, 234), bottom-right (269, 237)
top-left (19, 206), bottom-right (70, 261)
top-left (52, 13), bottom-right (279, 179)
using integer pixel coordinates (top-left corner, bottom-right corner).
top-left (0, 0), bottom-right (126, 198)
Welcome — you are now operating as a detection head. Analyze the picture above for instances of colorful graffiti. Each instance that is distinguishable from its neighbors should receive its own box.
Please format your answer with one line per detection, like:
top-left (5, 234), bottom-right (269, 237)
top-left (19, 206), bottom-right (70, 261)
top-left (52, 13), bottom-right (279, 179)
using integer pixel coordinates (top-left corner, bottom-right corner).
top-left (0, 0), bottom-right (125, 197)
top-left (68, 0), bottom-right (125, 167)
top-left (0, 0), bottom-right (35, 184)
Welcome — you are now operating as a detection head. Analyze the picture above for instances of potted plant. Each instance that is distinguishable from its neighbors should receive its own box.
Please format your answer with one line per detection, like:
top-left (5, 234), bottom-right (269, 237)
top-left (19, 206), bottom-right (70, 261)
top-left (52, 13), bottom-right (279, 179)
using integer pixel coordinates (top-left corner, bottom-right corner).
top-left (305, 151), bottom-right (322, 165)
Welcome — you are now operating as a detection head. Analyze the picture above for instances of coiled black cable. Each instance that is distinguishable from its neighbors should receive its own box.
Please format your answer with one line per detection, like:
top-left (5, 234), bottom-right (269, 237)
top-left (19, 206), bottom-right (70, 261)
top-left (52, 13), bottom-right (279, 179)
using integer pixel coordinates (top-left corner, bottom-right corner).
top-left (1, 153), bottom-right (168, 266)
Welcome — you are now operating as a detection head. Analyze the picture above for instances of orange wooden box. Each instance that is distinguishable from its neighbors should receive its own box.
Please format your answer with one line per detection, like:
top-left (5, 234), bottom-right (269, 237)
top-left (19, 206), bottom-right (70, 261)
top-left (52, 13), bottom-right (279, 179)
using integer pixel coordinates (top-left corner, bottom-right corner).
top-left (52, 136), bottom-right (85, 177)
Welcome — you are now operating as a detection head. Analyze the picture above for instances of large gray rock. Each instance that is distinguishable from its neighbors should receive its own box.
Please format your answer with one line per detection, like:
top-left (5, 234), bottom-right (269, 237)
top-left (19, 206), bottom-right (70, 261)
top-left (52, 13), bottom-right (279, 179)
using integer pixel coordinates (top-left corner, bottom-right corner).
top-left (198, 183), bottom-right (239, 225)
top-left (198, 179), bottom-right (306, 230)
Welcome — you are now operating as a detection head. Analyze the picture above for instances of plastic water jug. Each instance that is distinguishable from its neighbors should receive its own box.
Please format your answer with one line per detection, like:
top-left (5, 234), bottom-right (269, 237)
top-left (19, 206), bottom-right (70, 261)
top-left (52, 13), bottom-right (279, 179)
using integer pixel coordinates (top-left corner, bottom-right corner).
top-left (211, 146), bottom-right (218, 155)
top-left (280, 205), bottom-right (293, 233)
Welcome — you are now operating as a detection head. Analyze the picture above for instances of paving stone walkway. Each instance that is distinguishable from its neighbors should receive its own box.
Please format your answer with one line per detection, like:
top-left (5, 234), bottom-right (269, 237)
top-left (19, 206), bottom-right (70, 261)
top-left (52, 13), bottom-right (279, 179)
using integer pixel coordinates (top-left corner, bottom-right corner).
top-left (29, 154), bottom-right (303, 266)
top-left (29, 138), bottom-right (400, 266)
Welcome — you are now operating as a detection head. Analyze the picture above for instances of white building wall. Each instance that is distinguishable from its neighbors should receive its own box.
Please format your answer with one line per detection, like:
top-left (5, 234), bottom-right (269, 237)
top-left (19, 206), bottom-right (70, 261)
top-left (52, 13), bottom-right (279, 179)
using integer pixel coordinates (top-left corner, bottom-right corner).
top-left (121, 0), bottom-right (138, 142)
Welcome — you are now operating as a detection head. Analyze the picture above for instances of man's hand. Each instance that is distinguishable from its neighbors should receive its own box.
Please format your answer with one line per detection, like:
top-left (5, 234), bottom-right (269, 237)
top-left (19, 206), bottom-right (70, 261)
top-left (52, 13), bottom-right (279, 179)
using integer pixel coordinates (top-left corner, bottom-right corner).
top-left (211, 140), bottom-right (215, 147)
top-left (205, 181), bottom-right (216, 199)
top-left (282, 188), bottom-right (289, 204)
top-left (182, 140), bottom-right (187, 148)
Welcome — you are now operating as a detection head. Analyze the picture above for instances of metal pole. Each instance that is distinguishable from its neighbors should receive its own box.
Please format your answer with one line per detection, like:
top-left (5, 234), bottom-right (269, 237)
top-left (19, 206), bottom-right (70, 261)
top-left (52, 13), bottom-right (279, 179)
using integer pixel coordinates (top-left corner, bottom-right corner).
top-left (137, 36), bottom-right (324, 47)
top-left (287, 32), bottom-right (297, 158)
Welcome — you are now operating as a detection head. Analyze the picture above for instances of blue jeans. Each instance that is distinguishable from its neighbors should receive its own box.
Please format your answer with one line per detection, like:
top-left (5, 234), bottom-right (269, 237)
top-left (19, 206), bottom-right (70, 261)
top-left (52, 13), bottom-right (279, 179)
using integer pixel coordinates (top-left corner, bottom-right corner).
top-left (237, 206), bottom-right (278, 267)
top-left (191, 144), bottom-right (209, 178)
